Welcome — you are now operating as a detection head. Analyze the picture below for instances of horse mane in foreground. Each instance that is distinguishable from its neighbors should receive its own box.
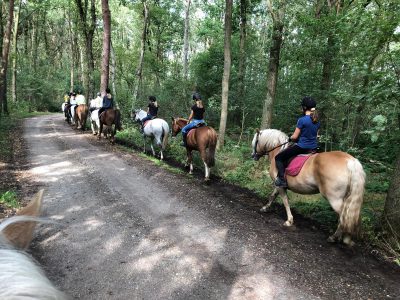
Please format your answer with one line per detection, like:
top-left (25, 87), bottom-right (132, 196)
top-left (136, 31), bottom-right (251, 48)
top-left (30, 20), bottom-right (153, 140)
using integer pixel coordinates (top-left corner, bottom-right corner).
top-left (0, 190), bottom-right (67, 300)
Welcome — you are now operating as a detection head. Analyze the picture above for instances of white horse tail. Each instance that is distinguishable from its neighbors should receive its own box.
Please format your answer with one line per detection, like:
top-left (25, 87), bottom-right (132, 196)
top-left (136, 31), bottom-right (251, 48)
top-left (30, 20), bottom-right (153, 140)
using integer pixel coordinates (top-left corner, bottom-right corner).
top-left (206, 127), bottom-right (217, 167)
top-left (340, 158), bottom-right (365, 240)
top-left (162, 122), bottom-right (169, 150)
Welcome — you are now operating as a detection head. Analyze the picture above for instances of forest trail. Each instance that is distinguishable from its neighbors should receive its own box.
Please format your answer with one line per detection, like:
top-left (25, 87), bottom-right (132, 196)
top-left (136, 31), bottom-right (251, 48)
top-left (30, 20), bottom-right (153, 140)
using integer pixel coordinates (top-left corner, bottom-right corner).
top-left (25, 114), bottom-right (399, 300)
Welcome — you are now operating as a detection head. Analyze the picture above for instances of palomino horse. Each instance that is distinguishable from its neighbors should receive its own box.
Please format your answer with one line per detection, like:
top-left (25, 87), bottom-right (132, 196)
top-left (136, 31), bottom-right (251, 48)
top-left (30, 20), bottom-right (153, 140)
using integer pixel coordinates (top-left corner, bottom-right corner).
top-left (251, 129), bottom-right (365, 246)
top-left (98, 108), bottom-right (122, 144)
top-left (75, 104), bottom-right (88, 130)
top-left (132, 109), bottom-right (169, 160)
top-left (171, 117), bottom-right (217, 181)
top-left (0, 190), bottom-right (66, 299)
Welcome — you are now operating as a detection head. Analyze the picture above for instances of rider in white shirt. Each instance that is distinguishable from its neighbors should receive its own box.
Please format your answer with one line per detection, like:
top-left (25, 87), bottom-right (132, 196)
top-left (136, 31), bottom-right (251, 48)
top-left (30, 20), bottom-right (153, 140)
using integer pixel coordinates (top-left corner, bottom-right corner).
top-left (89, 92), bottom-right (102, 113)
top-left (75, 91), bottom-right (86, 105)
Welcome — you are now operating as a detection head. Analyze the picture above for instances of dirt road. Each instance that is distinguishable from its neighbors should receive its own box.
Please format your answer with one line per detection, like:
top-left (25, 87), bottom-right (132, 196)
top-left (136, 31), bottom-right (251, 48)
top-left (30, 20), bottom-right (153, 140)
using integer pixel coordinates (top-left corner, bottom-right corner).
top-left (24, 115), bottom-right (399, 299)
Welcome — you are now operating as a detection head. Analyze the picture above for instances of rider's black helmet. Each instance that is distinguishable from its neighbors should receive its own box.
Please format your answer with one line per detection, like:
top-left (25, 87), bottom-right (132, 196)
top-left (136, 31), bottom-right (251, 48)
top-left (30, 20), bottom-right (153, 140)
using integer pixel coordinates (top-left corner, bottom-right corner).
top-left (301, 96), bottom-right (316, 110)
top-left (192, 93), bottom-right (201, 100)
top-left (149, 96), bottom-right (156, 102)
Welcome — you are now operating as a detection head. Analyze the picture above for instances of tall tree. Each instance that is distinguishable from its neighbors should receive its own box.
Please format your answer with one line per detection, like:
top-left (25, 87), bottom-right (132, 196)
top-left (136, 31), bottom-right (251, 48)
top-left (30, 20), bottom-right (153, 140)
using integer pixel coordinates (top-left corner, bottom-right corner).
top-left (0, 0), bottom-right (15, 115)
top-left (217, 0), bottom-right (233, 150)
top-left (260, 0), bottom-right (285, 129)
top-left (182, 0), bottom-right (191, 80)
top-left (11, 0), bottom-right (21, 103)
top-left (74, 0), bottom-right (96, 100)
top-left (132, 1), bottom-right (149, 107)
top-left (100, 0), bottom-right (111, 93)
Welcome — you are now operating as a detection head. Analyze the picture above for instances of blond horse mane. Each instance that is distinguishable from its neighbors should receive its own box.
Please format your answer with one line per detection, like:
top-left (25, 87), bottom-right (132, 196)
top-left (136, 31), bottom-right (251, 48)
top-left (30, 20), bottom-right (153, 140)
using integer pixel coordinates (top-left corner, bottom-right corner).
top-left (254, 129), bottom-right (289, 153)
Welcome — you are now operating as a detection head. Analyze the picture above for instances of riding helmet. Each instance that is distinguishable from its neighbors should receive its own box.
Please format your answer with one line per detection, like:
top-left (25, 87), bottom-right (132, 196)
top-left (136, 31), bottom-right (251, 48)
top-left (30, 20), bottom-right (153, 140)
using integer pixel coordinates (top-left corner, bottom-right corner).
top-left (301, 96), bottom-right (316, 110)
top-left (149, 96), bottom-right (156, 102)
top-left (192, 93), bottom-right (201, 100)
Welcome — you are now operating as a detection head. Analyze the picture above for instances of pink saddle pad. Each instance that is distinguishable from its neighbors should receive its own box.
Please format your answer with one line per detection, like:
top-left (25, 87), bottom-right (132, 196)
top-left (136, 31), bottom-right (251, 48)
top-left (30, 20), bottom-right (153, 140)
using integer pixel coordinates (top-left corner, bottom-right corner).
top-left (143, 120), bottom-right (151, 127)
top-left (285, 154), bottom-right (315, 176)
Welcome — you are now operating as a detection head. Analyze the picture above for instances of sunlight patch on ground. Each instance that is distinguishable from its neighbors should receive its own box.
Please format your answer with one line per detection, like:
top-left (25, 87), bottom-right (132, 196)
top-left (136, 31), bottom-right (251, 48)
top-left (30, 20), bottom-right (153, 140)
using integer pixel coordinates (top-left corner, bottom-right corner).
top-left (83, 217), bottom-right (104, 231)
top-left (229, 272), bottom-right (274, 299)
top-left (31, 161), bottom-right (75, 182)
top-left (104, 234), bottom-right (123, 254)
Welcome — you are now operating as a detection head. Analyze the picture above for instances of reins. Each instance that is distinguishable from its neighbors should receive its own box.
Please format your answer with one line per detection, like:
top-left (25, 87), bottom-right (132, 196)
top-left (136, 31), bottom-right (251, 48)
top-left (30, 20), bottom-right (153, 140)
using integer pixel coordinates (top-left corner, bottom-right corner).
top-left (253, 131), bottom-right (289, 158)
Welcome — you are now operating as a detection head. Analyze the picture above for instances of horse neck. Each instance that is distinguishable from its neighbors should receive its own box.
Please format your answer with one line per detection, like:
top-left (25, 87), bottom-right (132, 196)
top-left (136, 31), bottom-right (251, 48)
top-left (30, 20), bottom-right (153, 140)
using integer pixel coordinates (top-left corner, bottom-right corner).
top-left (177, 119), bottom-right (188, 129)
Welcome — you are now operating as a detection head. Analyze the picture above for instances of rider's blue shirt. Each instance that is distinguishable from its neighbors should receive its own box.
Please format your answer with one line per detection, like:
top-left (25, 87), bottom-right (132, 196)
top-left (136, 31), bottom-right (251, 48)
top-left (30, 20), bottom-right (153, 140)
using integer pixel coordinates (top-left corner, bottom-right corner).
top-left (296, 115), bottom-right (320, 149)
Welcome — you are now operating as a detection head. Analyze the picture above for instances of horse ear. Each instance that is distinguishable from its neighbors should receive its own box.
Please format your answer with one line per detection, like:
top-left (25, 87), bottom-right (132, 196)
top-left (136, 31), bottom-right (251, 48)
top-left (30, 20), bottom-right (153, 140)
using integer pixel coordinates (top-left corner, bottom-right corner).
top-left (171, 116), bottom-right (175, 121)
top-left (3, 189), bottom-right (44, 249)
top-left (256, 128), bottom-right (260, 134)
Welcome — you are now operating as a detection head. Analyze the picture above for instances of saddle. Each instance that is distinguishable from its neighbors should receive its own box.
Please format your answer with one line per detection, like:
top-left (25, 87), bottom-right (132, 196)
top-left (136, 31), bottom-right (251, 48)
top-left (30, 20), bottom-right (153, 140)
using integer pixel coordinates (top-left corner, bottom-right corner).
top-left (285, 152), bottom-right (317, 177)
top-left (187, 122), bottom-right (205, 138)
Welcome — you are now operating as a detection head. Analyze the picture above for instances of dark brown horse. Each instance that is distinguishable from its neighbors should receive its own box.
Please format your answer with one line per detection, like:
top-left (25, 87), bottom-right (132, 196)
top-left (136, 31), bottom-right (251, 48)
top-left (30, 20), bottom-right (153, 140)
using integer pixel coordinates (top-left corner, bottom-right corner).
top-left (98, 108), bottom-right (122, 144)
top-left (75, 104), bottom-right (88, 130)
top-left (171, 117), bottom-right (217, 181)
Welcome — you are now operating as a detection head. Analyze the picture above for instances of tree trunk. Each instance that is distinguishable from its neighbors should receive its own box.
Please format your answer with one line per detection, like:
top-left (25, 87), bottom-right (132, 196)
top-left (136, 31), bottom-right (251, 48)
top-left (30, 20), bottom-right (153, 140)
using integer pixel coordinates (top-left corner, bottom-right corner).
top-left (132, 1), bottom-right (148, 108)
top-left (110, 41), bottom-right (118, 108)
top-left (217, 0), bottom-right (233, 150)
top-left (74, 0), bottom-right (96, 100)
top-left (383, 153), bottom-right (400, 240)
top-left (0, 0), bottom-right (15, 116)
top-left (11, 0), bottom-right (20, 103)
top-left (100, 0), bottom-right (111, 93)
top-left (182, 0), bottom-right (191, 80)
top-left (261, 0), bottom-right (285, 129)
top-left (237, 0), bottom-right (247, 121)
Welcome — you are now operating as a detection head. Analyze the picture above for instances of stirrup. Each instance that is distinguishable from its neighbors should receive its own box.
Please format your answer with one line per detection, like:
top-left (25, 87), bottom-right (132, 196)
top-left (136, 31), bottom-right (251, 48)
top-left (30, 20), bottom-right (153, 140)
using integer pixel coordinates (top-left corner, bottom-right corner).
top-left (274, 177), bottom-right (288, 188)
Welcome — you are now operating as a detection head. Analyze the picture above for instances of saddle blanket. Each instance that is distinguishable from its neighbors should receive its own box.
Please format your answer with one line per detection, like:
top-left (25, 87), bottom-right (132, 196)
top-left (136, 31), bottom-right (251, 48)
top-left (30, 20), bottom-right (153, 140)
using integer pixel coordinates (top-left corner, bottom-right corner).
top-left (285, 154), bottom-right (315, 176)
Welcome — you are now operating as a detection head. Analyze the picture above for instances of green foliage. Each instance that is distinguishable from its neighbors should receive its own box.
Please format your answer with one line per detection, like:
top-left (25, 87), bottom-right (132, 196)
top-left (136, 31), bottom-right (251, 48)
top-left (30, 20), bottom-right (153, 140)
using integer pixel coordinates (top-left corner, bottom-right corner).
top-left (0, 191), bottom-right (19, 209)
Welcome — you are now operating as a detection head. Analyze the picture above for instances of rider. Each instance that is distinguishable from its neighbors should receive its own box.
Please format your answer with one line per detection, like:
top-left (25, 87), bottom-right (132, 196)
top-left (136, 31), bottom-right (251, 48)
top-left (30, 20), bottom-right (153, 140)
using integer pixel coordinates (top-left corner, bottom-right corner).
top-left (181, 92), bottom-right (206, 147)
top-left (140, 96), bottom-right (158, 133)
top-left (98, 88), bottom-right (114, 116)
top-left (69, 92), bottom-right (77, 116)
top-left (89, 92), bottom-right (102, 113)
top-left (63, 92), bottom-right (70, 120)
top-left (274, 96), bottom-right (320, 188)
top-left (76, 90), bottom-right (86, 106)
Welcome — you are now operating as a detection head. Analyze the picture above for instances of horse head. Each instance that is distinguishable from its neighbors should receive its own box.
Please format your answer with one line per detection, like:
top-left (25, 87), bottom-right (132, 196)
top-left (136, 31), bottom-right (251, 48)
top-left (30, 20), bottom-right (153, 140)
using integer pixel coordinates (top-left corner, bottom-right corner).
top-left (171, 117), bottom-right (188, 137)
top-left (131, 109), bottom-right (144, 123)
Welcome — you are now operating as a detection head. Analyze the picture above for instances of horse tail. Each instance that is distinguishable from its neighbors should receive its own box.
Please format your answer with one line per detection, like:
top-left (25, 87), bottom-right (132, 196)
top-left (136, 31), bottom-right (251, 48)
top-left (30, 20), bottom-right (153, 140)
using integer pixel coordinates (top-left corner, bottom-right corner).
top-left (162, 122), bottom-right (169, 150)
top-left (206, 128), bottom-right (217, 167)
top-left (340, 158), bottom-right (365, 239)
top-left (114, 109), bottom-right (122, 131)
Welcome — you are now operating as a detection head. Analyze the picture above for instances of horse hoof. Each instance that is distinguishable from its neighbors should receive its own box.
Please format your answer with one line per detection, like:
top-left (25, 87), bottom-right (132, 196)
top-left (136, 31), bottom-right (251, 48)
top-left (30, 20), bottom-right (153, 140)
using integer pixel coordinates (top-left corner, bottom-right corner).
top-left (283, 220), bottom-right (293, 227)
top-left (343, 235), bottom-right (355, 247)
top-left (327, 236), bottom-right (336, 243)
top-left (260, 206), bottom-right (268, 213)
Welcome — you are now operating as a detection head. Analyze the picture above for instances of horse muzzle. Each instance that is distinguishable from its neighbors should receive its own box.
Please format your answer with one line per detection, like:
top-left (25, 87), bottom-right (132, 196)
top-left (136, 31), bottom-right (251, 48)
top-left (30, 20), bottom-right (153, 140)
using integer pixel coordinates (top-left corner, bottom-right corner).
top-left (251, 153), bottom-right (260, 161)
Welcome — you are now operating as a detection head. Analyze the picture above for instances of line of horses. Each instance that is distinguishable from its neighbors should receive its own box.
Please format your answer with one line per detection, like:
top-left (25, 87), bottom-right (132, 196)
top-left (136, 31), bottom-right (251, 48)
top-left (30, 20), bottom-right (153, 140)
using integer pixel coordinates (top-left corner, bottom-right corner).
top-left (61, 106), bottom-right (366, 246)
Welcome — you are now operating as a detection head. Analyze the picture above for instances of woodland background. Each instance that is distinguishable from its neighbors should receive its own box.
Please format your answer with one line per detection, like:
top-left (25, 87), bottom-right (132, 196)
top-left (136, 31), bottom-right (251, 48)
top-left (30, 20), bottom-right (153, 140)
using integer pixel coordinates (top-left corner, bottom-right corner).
top-left (0, 0), bottom-right (399, 263)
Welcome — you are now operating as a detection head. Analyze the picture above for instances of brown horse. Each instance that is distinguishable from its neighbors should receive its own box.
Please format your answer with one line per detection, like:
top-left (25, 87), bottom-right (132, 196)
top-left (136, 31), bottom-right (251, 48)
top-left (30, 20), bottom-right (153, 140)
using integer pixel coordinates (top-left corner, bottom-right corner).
top-left (75, 104), bottom-right (88, 130)
top-left (98, 108), bottom-right (122, 144)
top-left (171, 117), bottom-right (217, 181)
top-left (251, 129), bottom-right (366, 246)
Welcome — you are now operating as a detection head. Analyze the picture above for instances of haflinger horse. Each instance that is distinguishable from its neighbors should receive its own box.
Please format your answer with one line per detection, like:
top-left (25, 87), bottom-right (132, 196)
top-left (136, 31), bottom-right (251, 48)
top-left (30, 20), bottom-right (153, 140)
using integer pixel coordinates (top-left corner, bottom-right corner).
top-left (251, 129), bottom-right (365, 246)
top-left (75, 104), bottom-right (88, 130)
top-left (171, 117), bottom-right (217, 181)
top-left (0, 190), bottom-right (67, 299)
top-left (132, 109), bottom-right (169, 160)
top-left (98, 108), bottom-right (122, 144)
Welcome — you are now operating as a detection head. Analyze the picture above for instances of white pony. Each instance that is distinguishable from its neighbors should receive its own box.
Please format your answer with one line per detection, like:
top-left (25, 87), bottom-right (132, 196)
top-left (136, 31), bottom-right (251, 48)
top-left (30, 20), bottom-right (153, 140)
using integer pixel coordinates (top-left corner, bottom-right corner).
top-left (0, 190), bottom-right (67, 299)
top-left (132, 109), bottom-right (169, 160)
top-left (89, 109), bottom-right (101, 135)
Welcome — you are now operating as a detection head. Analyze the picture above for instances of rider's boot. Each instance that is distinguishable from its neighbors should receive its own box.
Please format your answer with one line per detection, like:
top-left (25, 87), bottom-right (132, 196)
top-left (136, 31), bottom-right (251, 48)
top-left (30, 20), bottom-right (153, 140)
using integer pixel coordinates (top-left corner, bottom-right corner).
top-left (180, 133), bottom-right (187, 147)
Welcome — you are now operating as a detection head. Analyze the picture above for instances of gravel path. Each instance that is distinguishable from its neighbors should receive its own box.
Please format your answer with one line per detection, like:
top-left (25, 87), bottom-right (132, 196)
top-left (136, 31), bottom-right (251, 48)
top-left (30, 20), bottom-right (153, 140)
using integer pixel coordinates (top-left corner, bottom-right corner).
top-left (24, 114), bottom-right (399, 300)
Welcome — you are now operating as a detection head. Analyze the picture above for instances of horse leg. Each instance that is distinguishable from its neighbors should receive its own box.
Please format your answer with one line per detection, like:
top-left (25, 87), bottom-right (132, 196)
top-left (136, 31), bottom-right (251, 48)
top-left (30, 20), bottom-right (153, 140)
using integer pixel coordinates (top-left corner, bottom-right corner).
top-left (260, 188), bottom-right (279, 212)
top-left (150, 139), bottom-right (156, 156)
top-left (187, 150), bottom-right (193, 174)
top-left (98, 122), bottom-right (103, 139)
top-left (323, 192), bottom-right (346, 244)
top-left (199, 148), bottom-right (210, 181)
top-left (279, 189), bottom-right (294, 226)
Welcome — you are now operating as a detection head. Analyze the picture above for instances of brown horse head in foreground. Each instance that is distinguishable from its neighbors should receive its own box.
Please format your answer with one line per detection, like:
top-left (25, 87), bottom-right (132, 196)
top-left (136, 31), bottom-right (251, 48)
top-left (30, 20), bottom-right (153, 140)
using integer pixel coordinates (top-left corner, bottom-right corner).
top-left (171, 117), bottom-right (217, 181)
top-left (98, 108), bottom-right (122, 144)
top-left (252, 129), bottom-right (365, 246)
top-left (75, 104), bottom-right (88, 130)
